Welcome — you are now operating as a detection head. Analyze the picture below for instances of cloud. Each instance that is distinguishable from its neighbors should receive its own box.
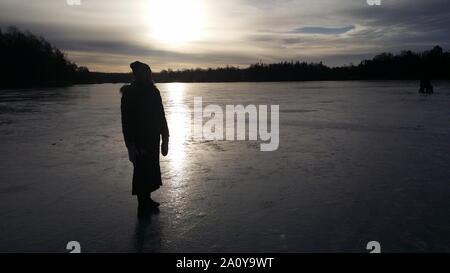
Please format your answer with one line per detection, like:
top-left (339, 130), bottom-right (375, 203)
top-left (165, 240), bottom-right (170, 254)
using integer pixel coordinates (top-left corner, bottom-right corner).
top-left (0, 0), bottom-right (449, 71)
top-left (291, 26), bottom-right (355, 35)
top-left (342, 0), bottom-right (450, 49)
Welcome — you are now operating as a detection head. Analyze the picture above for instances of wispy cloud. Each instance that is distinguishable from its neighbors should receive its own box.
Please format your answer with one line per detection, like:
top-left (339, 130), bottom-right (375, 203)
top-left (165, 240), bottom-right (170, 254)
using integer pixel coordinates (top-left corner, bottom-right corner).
top-left (291, 26), bottom-right (355, 35)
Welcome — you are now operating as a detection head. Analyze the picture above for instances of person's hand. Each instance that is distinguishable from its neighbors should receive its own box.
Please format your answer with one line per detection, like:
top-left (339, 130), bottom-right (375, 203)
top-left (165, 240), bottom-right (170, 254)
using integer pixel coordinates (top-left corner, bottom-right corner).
top-left (161, 139), bottom-right (169, 156)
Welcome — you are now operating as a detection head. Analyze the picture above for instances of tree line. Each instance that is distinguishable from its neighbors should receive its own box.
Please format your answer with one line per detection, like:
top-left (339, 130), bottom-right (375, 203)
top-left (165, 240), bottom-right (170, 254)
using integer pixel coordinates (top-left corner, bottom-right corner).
top-left (155, 47), bottom-right (450, 82)
top-left (0, 26), bottom-right (132, 88)
top-left (1, 26), bottom-right (449, 89)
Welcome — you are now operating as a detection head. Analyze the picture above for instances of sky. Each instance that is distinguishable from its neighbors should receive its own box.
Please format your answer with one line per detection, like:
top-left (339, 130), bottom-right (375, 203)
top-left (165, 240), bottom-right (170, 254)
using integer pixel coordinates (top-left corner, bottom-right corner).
top-left (1, 0), bottom-right (449, 72)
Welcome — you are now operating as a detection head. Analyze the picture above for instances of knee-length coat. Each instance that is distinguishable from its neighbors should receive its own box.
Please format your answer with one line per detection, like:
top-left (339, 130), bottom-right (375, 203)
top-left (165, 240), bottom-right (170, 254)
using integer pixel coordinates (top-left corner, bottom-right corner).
top-left (121, 82), bottom-right (169, 195)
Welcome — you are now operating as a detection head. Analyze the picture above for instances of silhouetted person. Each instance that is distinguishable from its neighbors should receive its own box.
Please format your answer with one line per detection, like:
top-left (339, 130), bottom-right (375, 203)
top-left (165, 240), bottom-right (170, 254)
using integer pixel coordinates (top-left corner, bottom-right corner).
top-left (121, 61), bottom-right (169, 219)
top-left (419, 79), bottom-right (434, 94)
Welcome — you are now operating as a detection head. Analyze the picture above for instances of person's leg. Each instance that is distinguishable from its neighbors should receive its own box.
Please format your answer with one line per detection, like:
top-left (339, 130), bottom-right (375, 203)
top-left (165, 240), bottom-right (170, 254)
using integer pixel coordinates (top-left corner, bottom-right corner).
top-left (138, 194), bottom-right (147, 204)
top-left (137, 194), bottom-right (149, 218)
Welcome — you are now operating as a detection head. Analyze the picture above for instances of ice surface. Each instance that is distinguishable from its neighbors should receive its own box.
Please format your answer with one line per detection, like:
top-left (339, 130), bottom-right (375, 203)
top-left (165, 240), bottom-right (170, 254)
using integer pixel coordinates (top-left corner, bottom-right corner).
top-left (1, 81), bottom-right (450, 252)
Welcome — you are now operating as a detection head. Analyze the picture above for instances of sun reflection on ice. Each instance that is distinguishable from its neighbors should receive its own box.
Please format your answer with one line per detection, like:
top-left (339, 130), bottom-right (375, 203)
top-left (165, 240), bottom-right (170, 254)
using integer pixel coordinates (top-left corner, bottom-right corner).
top-left (166, 83), bottom-right (188, 172)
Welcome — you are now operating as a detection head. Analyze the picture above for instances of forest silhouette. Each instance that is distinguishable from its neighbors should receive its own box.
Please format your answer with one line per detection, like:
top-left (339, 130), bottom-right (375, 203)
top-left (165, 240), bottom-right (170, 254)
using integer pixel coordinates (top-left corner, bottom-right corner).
top-left (1, 26), bottom-right (449, 89)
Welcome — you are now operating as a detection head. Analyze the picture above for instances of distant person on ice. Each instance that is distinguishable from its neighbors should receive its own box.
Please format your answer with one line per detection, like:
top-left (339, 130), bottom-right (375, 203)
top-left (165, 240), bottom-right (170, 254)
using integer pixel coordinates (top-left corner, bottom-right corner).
top-left (121, 61), bottom-right (169, 219)
top-left (419, 79), bottom-right (434, 94)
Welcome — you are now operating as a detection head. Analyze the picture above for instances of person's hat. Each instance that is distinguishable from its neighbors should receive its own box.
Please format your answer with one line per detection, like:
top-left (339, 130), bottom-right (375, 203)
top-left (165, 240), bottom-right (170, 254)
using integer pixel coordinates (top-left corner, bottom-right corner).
top-left (130, 61), bottom-right (151, 74)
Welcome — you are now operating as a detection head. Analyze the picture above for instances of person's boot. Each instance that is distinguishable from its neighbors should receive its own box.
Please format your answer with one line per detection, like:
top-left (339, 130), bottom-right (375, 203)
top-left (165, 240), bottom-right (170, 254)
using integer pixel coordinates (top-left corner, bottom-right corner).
top-left (148, 198), bottom-right (160, 208)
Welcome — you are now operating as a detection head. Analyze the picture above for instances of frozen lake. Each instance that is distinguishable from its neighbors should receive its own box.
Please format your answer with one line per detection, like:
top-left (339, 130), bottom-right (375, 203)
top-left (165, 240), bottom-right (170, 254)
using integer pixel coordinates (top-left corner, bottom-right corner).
top-left (1, 81), bottom-right (450, 253)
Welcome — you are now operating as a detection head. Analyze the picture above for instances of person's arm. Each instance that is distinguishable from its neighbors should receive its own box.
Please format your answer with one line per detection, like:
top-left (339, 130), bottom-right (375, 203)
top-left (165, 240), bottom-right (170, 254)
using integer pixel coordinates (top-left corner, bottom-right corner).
top-left (160, 104), bottom-right (169, 142)
top-left (121, 89), bottom-right (138, 161)
top-left (157, 90), bottom-right (170, 156)
top-left (121, 95), bottom-right (134, 146)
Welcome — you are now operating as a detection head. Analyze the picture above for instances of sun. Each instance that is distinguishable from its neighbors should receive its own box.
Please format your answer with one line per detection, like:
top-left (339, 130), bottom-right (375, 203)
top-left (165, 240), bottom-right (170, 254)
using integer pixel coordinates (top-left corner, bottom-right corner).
top-left (147, 0), bottom-right (206, 45)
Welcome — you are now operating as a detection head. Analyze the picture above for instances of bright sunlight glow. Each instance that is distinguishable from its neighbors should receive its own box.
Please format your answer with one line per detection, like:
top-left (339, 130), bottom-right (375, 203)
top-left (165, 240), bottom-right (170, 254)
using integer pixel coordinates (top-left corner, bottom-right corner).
top-left (147, 0), bottom-right (206, 45)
